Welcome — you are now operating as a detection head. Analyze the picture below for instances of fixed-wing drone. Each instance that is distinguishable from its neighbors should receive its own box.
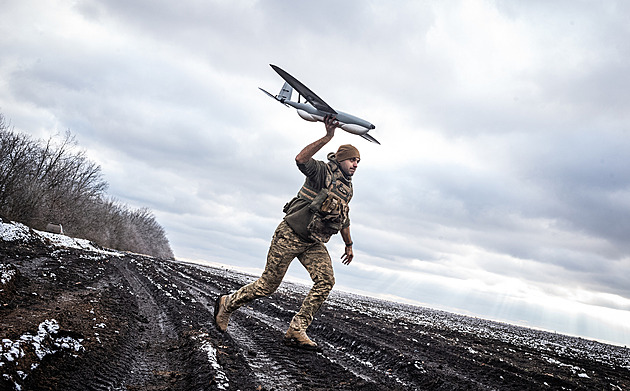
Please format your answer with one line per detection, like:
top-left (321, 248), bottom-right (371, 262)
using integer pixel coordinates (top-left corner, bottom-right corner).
top-left (260, 64), bottom-right (380, 144)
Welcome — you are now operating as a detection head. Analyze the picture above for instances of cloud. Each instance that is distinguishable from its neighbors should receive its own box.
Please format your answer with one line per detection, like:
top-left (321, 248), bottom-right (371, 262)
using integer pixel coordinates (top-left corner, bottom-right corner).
top-left (2, 0), bottom-right (630, 344)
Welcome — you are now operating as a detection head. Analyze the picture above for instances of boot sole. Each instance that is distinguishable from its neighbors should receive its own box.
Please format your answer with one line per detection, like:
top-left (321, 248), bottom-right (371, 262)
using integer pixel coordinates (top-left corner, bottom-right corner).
top-left (213, 295), bottom-right (226, 332)
top-left (283, 337), bottom-right (322, 352)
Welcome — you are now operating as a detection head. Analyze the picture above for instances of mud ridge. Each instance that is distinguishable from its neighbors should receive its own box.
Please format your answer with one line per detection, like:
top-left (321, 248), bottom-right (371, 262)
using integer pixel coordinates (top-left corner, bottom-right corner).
top-left (1, 226), bottom-right (630, 390)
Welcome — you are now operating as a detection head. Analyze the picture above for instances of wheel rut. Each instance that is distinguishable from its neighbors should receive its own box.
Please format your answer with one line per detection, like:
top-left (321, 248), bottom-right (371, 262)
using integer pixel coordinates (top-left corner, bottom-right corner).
top-left (4, 237), bottom-right (628, 391)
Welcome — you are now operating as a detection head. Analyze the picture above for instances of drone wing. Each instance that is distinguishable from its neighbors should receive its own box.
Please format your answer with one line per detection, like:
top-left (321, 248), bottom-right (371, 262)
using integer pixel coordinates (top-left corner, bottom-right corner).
top-left (270, 64), bottom-right (337, 115)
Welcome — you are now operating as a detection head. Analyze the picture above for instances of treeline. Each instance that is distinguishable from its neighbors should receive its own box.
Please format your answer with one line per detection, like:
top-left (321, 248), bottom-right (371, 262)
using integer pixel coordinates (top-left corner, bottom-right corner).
top-left (0, 113), bottom-right (173, 259)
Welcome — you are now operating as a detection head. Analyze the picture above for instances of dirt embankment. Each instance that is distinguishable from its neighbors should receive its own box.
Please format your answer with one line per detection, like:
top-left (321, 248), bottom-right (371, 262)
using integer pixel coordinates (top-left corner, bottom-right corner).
top-left (1, 223), bottom-right (629, 390)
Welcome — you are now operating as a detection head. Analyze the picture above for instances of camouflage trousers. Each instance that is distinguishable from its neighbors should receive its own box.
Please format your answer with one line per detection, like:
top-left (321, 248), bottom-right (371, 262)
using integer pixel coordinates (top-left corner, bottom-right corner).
top-left (224, 220), bottom-right (335, 331)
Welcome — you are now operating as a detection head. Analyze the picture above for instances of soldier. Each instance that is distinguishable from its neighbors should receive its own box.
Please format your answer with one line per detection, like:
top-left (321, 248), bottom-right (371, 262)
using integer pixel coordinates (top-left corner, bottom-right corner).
top-left (213, 115), bottom-right (359, 350)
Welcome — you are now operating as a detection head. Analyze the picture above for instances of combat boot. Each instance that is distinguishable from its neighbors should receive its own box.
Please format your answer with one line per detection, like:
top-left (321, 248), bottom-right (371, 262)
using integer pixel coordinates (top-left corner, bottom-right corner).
top-left (283, 319), bottom-right (319, 351)
top-left (213, 295), bottom-right (232, 332)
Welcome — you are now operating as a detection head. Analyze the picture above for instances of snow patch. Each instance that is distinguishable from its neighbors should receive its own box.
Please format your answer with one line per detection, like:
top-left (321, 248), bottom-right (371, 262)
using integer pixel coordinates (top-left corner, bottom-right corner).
top-left (0, 219), bottom-right (121, 257)
top-left (0, 221), bottom-right (31, 242)
top-left (1, 264), bottom-right (17, 285)
top-left (193, 333), bottom-right (229, 390)
top-left (0, 319), bottom-right (84, 390)
top-left (543, 355), bottom-right (590, 377)
top-left (38, 230), bottom-right (121, 256)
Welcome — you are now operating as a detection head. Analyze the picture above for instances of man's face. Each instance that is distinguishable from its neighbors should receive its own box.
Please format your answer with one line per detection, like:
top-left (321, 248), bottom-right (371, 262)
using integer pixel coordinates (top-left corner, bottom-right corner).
top-left (340, 157), bottom-right (360, 176)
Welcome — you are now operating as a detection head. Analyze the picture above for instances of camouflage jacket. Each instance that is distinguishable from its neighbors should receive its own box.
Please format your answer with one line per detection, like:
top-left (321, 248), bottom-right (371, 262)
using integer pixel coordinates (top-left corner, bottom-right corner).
top-left (283, 153), bottom-right (353, 243)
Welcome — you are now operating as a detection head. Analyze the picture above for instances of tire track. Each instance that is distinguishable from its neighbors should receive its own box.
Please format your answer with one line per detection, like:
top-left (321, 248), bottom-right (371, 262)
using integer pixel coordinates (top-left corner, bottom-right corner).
top-left (109, 260), bottom-right (180, 389)
top-left (167, 263), bottom-right (400, 389)
top-left (161, 263), bottom-right (373, 390)
top-left (157, 262), bottom-right (305, 390)
top-left (6, 226), bottom-right (627, 391)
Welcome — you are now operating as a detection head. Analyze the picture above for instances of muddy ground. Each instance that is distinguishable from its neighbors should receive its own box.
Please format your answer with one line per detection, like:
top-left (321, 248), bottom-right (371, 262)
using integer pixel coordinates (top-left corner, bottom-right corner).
top-left (1, 226), bottom-right (630, 390)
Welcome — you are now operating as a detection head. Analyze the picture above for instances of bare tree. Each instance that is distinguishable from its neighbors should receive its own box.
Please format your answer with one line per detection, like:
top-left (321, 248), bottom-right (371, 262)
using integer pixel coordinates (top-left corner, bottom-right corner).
top-left (0, 113), bottom-right (174, 259)
top-left (0, 115), bottom-right (40, 222)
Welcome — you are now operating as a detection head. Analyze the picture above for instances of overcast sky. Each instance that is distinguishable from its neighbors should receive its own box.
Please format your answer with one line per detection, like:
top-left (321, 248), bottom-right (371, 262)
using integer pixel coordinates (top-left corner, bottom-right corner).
top-left (2, 0), bottom-right (630, 346)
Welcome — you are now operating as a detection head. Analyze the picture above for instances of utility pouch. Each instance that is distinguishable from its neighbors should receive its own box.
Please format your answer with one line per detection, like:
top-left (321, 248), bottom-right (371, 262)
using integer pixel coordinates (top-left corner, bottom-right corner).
top-left (321, 193), bottom-right (341, 214)
top-left (306, 192), bottom-right (346, 243)
top-left (283, 197), bottom-right (299, 214)
top-left (309, 188), bottom-right (329, 213)
top-left (307, 213), bottom-right (339, 243)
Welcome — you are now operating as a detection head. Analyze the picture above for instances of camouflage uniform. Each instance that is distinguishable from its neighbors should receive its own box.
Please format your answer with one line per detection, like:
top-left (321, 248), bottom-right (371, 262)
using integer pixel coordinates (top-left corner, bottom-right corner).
top-left (225, 220), bottom-right (334, 329)
top-left (223, 152), bottom-right (352, 331)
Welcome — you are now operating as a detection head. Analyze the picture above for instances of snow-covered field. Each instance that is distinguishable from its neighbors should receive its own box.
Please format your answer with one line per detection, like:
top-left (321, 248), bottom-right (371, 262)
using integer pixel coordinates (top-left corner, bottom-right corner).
top-left (2, 218), bottom-right (630, 390)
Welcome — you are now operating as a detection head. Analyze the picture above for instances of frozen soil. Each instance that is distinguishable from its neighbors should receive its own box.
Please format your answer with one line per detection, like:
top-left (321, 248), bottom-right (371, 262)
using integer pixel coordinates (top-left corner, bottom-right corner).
top-left (1, 226), bottom-right (630, 390)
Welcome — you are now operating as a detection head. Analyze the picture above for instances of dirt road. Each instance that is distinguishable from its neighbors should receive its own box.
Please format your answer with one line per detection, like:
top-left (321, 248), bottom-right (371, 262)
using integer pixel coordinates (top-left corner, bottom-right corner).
top-left (1, 223), bottom-right (629, 390)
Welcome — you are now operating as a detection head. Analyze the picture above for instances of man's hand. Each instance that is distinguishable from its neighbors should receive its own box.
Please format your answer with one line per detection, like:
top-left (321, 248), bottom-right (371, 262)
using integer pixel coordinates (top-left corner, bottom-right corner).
top-left (340, 226), bottom-right (353, 265)
top-left (341, 245), bottom-right (353, 265)
top-left (295, 114), bottom-right (339, 164)
top-left (324, 114), bottom-right (339, 138)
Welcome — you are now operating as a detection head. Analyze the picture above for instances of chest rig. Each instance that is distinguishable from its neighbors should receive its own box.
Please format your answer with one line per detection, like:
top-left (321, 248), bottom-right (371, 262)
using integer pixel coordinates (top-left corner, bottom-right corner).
top-left (294, 162), bottom-right (353, 243)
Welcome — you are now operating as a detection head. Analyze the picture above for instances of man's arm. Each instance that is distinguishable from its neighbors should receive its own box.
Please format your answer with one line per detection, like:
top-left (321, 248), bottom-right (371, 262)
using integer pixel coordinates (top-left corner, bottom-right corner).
top-left (340, 226), bottom-right (354, 265)
top-left (296, 115), bottom-right (338, 164)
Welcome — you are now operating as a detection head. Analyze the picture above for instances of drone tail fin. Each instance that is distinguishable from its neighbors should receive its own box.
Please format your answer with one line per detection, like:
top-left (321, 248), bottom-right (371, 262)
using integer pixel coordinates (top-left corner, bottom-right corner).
top-left (259, 81), bottom-right (293, 106)
top-left (277, 82), bottom-right (292, 101)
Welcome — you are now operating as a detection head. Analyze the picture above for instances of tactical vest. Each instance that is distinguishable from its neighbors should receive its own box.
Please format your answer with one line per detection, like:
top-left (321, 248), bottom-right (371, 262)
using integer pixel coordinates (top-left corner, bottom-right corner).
top-left (284, 161), bottom-right (353, 243)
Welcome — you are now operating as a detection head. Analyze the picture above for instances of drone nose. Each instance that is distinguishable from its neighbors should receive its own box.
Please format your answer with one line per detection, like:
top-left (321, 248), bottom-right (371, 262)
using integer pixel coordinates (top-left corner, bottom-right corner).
top-left (370, 124), bottom-right (376, 129)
